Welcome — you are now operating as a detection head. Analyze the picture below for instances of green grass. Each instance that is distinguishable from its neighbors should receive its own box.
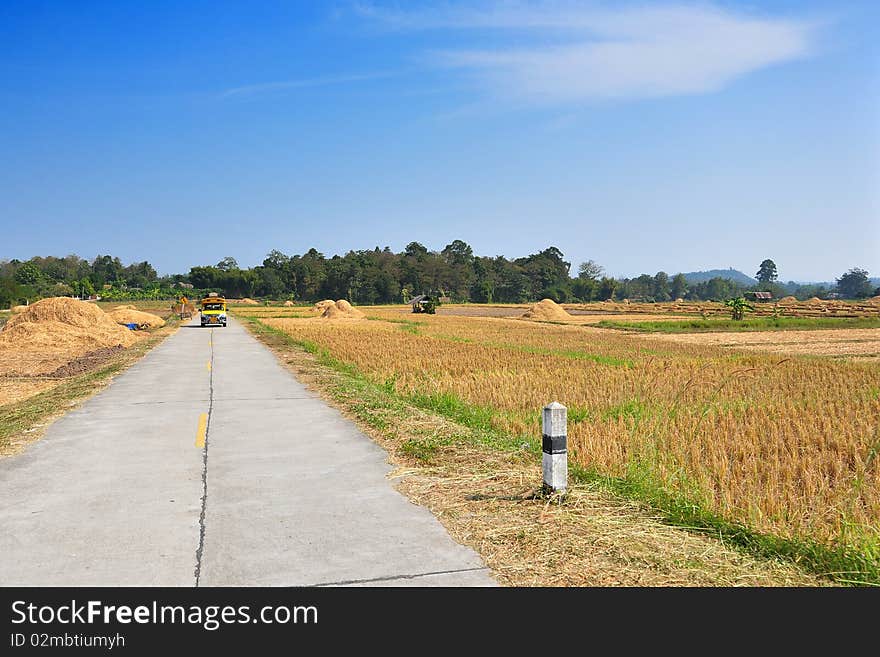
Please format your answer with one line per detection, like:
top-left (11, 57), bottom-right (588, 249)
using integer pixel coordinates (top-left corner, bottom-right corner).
top-left (597, 316), bottom-right (880, 333)
top-left (241, 315), bottom-right (878, 586)
top-left (366, 316), bottom-right (424, 334)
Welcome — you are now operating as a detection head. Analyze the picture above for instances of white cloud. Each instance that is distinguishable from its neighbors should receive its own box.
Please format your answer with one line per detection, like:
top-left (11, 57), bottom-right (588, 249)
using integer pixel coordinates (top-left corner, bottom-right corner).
top-left (221, 72), bottom-right (394, 99)
top-left (355, 2), bottom-right (820, 105)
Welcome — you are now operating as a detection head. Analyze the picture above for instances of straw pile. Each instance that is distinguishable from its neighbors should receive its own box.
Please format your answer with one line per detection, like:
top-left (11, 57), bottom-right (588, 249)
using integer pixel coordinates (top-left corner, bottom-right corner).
top-left (113, 304), bottom-right (138, 311)
top-left (11, 305), bottom-right (27, 314)
top-left (778, 296), bottom-right (798, 304)
top-left (106, 308), bottom-right (165, 329)
top-left (283, 300), bottom-right (295, 307)
top-left (0, 298), bottom-right (139, 376)
top-left (520, 299), bottom-right (572, 321)
top-left (868, 295), bottom-right (880, 305)
top-left (320, 300), bottom-right (365, 319)
top-left (313, 299), bottom-right (335, 313)
top-left (807, 297), bottom-right (825, 304)
top-left (239, 298), bottom-right (260, 305)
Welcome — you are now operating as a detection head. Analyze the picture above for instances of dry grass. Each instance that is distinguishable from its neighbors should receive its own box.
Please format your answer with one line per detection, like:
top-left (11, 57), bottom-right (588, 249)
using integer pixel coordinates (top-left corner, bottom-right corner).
top-left (638, 328), bottom-right (880, 361)
top-left (234, 306), bottom-right (880, 561)
top-left (0, 378), bottom-right (60, 407)
top-left (251, 322), bottom-right (826, 586)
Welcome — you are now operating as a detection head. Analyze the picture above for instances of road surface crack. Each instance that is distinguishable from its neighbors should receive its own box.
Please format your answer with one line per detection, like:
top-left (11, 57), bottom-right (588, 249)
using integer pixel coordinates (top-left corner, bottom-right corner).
top-left (310, 566), bottom-right (491, 587)
top-left (194, 329), bottom-right (215, 587)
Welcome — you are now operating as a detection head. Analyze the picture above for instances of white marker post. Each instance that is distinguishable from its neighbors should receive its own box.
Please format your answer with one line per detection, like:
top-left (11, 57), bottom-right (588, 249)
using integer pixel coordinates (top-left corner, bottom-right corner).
top-left (542, 402), bottom-right (567, 494)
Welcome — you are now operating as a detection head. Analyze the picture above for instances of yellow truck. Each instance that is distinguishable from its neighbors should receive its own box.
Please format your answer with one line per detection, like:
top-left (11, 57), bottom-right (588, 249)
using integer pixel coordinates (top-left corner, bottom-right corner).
top-left (200, 293), bottom-right (227, 327)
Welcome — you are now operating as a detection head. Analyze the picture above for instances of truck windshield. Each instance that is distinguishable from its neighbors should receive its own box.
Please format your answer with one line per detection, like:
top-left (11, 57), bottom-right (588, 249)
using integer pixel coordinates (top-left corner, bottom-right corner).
top-left (203, 303), bottom-right (224, 310)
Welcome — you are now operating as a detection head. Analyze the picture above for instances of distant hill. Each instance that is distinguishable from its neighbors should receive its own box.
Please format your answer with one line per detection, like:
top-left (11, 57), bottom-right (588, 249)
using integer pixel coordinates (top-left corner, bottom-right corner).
top-left (682, 269), bottom-right (757, 286)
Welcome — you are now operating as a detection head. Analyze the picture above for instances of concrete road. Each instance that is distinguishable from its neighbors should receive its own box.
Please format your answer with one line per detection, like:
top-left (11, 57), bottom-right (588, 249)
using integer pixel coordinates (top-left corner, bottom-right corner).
top-left (0, 318), bottom-right (495, 586)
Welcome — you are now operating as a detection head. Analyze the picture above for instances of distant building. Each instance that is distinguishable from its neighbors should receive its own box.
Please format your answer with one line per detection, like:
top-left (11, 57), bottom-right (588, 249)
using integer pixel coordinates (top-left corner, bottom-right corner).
top-left (745, 291), bottom-right (773, 302)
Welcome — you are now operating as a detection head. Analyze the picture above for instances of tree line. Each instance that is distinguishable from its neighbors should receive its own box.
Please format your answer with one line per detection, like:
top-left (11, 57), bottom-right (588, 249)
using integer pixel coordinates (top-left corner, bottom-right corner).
top-left (1, 244), bottom-right (877, 308)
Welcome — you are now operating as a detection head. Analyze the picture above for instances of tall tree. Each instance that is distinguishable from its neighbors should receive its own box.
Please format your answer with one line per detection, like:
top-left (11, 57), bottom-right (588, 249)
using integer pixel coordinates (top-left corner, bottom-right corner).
top-left (216, 256), bottom-right (239, 272)
top-left (756, 259), bottom-right (778, 284)
top-left (836, 267), bottom-right (872, 299)
top-left (670, 273), bottom-right (688, 300)
top-left (577, 260), bottom-right (604, 281)
top-left (653, 271), bottom-right (671, 302)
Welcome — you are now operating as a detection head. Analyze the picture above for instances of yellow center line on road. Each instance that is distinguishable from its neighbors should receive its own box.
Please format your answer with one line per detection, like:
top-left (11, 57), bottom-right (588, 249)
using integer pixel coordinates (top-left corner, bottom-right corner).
top-left (195, 413), bottom-right (208, 449)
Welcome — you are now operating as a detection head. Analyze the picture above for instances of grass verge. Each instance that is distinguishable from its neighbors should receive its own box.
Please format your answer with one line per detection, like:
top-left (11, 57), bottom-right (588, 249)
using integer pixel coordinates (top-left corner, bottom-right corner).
top-left (240, 316), bottom-right (846, 586)
top-left (597, 316), bottom-right (880, 333)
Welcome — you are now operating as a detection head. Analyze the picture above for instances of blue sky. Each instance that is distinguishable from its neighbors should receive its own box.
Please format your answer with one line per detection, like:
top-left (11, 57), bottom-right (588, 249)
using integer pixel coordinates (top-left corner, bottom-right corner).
top-left (1, 0), bottom-right (877, 281)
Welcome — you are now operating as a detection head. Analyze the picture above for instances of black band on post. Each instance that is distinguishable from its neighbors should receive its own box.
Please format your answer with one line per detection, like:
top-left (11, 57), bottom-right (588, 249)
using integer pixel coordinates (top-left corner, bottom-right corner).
top-left (542, 434), bottom-right (567, 454)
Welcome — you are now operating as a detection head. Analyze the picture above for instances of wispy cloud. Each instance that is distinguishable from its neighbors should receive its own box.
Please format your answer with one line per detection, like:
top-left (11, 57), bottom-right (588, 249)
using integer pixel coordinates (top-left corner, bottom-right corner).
top-left (354, 1), bottom-right (822, 106)
top-left (221, 71), bottom-right (395, 99)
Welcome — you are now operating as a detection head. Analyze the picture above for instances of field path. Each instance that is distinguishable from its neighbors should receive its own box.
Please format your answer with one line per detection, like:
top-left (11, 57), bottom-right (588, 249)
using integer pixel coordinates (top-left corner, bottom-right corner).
top-left (0, 318), bottom-right (494, 586)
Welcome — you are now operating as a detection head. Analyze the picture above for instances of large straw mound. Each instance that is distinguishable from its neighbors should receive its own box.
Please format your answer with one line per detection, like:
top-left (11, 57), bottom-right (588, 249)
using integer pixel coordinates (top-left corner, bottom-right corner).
top-left (239, 298), bottom-right (260, 305)
top-left (313, 299), bottom-right (335, 312)
top-left (113, 304), bottom-right (138, 311)
top-left (0, 297), bottom-right (139, 375)
top-left (778, 296), bottom-right (798, 304)
top-left (868, 295), bottom-right (880, 305)
top-left (283, 300), bottom-right (295, 307)
top-left (320, 300), bottom-right (365, 319)
top-left (6, 297), bottom-right (119, 330)
top-left (106, 308), bottom-right (166, 329)
top-left (520, 298), bottom-right (572, 321)
top-left (807, 297), bottom-right (824, 304)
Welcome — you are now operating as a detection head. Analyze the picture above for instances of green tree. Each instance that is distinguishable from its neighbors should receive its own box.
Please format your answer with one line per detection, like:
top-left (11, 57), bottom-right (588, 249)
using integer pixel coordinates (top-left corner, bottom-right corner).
top-left (0, 278), bottom-right (26, 308)
top-left (577, 260), bottom-right (604, 280)
top-left (670, 273), bottom-right (687, 299)
top-left (597, 277), bottom-right (617, 301)
top-left (653, 271), bottom-right (671, 302)
top-left (724, 296), bottom-right (754, 321)
top-left (836, 267), bottom-right (872, 299)
top-left (90, 255), bottom-right (124, 287)
top-left (216, 256), bottom-right (239, 272)
top-left (14, 262), bottom-right (42, 285)
top-left (756, 259), bottom-right (778, 285)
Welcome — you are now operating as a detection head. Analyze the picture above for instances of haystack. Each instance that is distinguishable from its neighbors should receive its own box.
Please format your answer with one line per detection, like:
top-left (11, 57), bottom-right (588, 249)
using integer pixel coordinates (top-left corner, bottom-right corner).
top-left (283, 300), bottom-right (295, 307)
top-left (113, 304), bottom-right (138, 311)
top-left (313, 299), bottom-right (335, 312)
top-left (239, 298), bottom-right (260, 305)
top-left (520, 299), bottom-right (572, 321)
top-left (867, 295), bottom-right (880, 305)
top-left (0, 297), bottom-right (139, 376)
top-left (807, 297), bottom-right (824, 304)
top-left (320, 300), bottom-right (365, 319)
top-left (778, 296), bottom-right (798, 304)
top-left (106, 308), bottom-right (165, 329)
top-left (11, 305), bottom-right (28, 313)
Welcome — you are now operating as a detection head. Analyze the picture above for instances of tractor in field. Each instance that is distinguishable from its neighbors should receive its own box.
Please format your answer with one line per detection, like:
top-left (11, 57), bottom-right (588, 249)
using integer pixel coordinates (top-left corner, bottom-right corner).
top-left (407, 294), bottom-right (440, 314)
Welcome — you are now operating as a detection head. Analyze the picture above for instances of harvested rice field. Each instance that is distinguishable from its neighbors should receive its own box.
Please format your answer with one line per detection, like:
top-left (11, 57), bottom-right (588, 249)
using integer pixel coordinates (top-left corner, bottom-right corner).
top-left (235, 302), bottom-right (880, 582)
top-left (637, 327), bottom-right (880, 361)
